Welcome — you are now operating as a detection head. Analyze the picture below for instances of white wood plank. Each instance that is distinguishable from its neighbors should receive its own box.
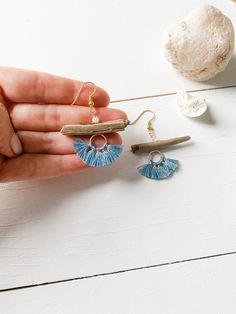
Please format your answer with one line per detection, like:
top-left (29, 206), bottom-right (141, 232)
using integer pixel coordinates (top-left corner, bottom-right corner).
top-left (0, 87), bottom-right (236, 289)
top-left (1, 254), bottom-right (236, 314)
top-left (0, 0), bottom-right (235, 100)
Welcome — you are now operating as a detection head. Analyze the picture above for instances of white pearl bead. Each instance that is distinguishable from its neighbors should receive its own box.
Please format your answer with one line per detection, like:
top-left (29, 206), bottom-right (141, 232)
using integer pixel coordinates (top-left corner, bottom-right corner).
top-left (92, 115), bottom-right (99, 123)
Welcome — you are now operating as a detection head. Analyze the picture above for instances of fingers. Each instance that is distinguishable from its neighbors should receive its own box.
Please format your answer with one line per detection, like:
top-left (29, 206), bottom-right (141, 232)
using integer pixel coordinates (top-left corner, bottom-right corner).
top-left (18, 131), bottom-right (122, 154)
top-left (0, 102), bottom-right (22, 157)
top-left (0, 67), bottom-right (109, 106)
top-left (0, 153), bottom-right (87, 182)
top-left (0, 131), bottom-right (123, 181)
top-left (10, 104), bottom-right (127, 131)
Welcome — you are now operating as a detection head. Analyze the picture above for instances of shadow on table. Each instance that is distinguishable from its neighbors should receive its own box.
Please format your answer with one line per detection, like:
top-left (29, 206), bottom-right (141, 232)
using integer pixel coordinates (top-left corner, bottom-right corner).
top-left (206, 55), bottom-right (236, 87)
top-left (185, 105), bottom-right (216, 125)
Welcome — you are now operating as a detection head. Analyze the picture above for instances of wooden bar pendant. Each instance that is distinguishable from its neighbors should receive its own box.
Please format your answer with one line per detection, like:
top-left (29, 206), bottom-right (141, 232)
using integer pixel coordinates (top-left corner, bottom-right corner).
top-left (131, 136), bottom-right (191, 153)
top-left (61, 119), bottom-right (130, 136)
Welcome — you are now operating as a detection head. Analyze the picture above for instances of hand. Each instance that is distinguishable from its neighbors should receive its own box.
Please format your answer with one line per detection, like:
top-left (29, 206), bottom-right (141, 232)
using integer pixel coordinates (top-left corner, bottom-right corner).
top-left (0, 67), bottom-right (127, 182)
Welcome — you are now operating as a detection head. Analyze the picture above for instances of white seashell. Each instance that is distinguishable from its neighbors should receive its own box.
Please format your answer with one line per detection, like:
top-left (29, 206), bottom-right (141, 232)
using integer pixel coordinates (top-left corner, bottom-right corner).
top-left (176, 91), bottom-right (207, 117)
top-left (164, 4), bottom-right (235, 81)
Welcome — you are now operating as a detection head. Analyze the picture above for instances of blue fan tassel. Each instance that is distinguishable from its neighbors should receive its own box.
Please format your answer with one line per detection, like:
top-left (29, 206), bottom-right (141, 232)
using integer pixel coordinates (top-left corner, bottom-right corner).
top-left (73, 139), bottom-right (122, 168)
top-left (138, 158), bottom-right (179, 180)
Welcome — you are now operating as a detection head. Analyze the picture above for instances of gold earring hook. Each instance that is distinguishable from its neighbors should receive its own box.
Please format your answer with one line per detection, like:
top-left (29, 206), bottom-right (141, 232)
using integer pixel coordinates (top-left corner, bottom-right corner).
top-left (129, 109), bottom-right (156, 140)
top-left (129, 109), bottom-right (156, 125)
top-left (70, 81), bottom-right (97, 106)
top-left (70, 81), bottom-right (98, 122)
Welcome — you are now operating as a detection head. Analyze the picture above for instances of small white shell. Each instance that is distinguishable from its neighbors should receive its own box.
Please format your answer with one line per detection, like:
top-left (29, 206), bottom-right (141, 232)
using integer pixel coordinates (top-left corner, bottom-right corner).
top-left (176, 91), bottom-right (207, 117)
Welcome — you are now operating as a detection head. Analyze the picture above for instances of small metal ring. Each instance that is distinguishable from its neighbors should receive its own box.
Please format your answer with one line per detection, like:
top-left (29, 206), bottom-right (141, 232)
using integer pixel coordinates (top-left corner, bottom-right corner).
top-left (148, 150), bottom-right (165, 164)
top-left (89, 134), bottom-right (107, 149)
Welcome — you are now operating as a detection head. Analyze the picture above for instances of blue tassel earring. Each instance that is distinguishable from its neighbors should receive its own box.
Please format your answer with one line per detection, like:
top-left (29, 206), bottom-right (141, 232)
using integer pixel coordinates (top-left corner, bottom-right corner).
top-left (73, 134), bottom-right (123, 168)
top-left (60, 82), bottom-right (125, 168)
top-left (138, 150), bottom-right (179, 180)
top-left (129, 110), bottom-right (183, 180)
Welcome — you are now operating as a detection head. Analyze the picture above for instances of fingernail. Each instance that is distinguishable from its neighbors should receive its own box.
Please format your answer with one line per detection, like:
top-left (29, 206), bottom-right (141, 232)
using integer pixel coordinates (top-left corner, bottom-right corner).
top-left (10, 133), bottom-right (23, 155)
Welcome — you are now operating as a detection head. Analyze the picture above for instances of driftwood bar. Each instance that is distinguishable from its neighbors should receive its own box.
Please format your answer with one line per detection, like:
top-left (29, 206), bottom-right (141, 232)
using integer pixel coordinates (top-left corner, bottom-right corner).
top-left (61, 119), bottom-right (130, 136)
top-left (131, 136), bottom-right (191, 153)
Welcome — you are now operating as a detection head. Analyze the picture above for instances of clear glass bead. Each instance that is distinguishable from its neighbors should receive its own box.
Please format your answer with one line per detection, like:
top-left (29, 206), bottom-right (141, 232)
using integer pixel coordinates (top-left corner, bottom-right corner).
top-left (92, 115), bottom-right (99, 123)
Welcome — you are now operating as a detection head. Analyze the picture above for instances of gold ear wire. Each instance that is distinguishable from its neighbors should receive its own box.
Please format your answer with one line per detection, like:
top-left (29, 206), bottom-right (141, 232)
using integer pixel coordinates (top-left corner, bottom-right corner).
top-left (71, 82), bottom-right (84, 106)
top-left (87, 82), bottom-right (97, 116)
top-left (129, 109), bottom-right (156, 140)
top-left (70, 82), bottom-right (98, 122)
top-left (71, 81), bottom-right (96, 105)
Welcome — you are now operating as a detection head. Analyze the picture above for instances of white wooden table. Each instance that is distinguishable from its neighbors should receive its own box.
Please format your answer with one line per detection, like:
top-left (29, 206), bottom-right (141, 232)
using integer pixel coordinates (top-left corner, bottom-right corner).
top-left (0, 1), bottom-right (236, 313)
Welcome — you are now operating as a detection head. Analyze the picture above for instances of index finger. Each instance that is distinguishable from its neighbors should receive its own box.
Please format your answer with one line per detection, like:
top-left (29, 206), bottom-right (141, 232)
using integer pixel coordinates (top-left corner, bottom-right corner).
top-left (0, 67), bottom-right (110, 106)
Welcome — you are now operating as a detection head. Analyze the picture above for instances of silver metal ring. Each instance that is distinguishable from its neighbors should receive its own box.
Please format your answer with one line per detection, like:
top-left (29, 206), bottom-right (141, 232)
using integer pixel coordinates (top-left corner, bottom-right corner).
top-left (89, 134), bottom-right (107, 149)
top-left (148, 150), bottom-right (165, 164)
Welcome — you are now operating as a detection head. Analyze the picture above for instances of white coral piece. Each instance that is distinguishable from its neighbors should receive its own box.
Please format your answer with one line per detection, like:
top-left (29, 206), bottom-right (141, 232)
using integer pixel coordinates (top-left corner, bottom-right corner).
top-left (176, 91), bottom-right (207, 117)
top-left (164, 4), bottom-right (235, 81)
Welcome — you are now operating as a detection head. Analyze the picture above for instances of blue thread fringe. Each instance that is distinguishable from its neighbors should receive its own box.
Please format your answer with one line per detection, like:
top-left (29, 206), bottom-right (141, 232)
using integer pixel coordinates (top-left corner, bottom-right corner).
top-left (137, 158), bottom-right (179, 180)
top-left (73, 139), bottom-right (122, 168)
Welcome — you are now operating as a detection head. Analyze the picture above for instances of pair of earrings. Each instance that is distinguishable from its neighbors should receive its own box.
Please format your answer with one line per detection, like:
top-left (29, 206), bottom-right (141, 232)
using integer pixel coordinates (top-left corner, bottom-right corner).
top-left (61, 82), bottom-right (191, 180)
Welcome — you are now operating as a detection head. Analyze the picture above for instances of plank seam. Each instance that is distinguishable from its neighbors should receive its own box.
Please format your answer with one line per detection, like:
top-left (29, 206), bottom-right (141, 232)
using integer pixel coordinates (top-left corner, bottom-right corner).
top-left (110, 85), bottom-right (236, 103)
top-left (1, 250), bottom-right (236, 293)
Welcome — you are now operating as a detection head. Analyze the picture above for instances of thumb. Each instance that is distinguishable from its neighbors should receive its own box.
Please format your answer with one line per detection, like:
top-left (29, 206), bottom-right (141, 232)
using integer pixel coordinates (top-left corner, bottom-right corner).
top-left (0, 101), bottom-right (23, 157)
